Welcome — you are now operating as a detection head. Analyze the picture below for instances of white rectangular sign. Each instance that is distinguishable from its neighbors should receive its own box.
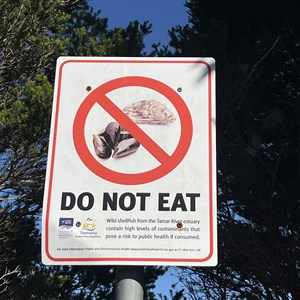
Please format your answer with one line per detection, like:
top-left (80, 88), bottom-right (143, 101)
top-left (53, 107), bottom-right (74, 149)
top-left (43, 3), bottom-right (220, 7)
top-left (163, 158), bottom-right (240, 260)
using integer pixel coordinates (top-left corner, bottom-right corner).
top-left (42, 57), bottom-right (217, 266)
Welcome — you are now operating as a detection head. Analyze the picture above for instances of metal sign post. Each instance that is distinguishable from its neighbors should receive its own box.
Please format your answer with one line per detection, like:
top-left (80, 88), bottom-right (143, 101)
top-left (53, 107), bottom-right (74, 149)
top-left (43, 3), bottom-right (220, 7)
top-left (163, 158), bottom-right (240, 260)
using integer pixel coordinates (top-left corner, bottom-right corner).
top-left (115, 266), bottom-right (144, 300)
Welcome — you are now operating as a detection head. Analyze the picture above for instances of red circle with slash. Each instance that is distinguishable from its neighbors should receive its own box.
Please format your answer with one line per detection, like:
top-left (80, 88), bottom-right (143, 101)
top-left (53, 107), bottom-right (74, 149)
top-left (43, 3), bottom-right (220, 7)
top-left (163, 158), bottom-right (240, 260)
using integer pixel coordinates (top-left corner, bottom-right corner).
top-left (73, 76), bottom-right (193, 185)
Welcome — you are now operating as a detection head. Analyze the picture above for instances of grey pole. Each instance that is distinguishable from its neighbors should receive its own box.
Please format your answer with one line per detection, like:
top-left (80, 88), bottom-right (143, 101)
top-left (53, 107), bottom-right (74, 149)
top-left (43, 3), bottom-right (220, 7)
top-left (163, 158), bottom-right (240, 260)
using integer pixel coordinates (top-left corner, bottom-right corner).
top-left (115, 266), bottom-right (144, 300)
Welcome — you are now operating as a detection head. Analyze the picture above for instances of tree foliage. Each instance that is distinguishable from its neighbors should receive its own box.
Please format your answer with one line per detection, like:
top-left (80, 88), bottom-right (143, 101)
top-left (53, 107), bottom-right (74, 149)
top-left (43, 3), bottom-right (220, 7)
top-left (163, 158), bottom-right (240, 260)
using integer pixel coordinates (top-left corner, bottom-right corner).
top-left (0, 0), bottom-right (162, 298)
top-left (167, 0), bottom-right (300, 299)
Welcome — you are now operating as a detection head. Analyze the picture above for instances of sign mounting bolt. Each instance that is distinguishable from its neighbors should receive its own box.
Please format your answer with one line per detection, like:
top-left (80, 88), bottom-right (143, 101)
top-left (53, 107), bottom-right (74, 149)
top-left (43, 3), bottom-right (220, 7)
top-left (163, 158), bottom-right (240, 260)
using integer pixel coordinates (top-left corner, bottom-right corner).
top-left (176, 221), bottom-right (183, 229)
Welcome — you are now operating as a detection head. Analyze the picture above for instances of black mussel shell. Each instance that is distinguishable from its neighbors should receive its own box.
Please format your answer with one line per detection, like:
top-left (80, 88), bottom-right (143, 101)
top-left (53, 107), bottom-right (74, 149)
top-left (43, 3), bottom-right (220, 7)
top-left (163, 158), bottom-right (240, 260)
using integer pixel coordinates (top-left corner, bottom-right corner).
top-left (119, 130), bottom-right (133, 143)
top-left (93, 134), bottom-right (112, 159)
top-left (98, 128), bottom-right (106, 137)
top-left (104, 122), bottom-right (121, 150)
top-left (112, 138), bottom-right (140, 158)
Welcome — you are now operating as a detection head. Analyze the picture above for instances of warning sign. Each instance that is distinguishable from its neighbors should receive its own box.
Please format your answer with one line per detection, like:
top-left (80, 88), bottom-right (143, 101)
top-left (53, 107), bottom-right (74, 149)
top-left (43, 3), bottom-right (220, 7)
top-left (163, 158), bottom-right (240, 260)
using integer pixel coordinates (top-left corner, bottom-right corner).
top-left (42, 57), bottom-right (217, 266)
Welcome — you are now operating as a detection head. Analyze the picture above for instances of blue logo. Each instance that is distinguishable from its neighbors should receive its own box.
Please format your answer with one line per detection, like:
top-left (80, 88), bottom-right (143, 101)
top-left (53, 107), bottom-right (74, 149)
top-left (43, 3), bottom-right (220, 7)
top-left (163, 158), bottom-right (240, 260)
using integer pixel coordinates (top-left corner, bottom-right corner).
top-left (59, 218), bottom-right (74, 230)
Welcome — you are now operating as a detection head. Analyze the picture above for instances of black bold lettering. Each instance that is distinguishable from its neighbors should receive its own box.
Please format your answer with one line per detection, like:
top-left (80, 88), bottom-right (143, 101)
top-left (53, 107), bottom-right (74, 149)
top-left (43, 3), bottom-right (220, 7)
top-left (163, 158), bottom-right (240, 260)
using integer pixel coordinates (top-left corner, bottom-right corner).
top-left (61, 192), bottom-right (76, 210)
top-left (103, 192), bottom-right (117, 210)
top-left (136, 193), bottom-right (150, 211)
top-left (171, 193), bottom-right (187, 211)
top-left (77, 192), bottom-right (94, 210)
top-left (158, 193), bottom-right (170, 211)
top-left (119, 192), bottom-right (135, 211)
top-left (186, 193), bottom-right (200, 211)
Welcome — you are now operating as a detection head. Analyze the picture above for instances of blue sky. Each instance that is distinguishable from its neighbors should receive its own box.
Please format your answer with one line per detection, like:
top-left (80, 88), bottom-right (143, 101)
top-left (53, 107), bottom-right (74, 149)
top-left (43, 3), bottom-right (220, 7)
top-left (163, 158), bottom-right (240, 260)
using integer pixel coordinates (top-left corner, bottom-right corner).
top-left (90, 0), bottom-right (189, 52)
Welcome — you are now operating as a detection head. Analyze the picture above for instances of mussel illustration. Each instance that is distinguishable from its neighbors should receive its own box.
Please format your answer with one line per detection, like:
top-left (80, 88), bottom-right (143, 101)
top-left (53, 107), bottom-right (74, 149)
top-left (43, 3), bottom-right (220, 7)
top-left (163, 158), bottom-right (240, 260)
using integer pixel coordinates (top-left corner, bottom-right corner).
top-left (93, 122), bottom-right (140, 159)
top-left (112, 138), bottom-right (140, 158)
top-left (104, 122), bottom-right (121, 149)
top-left (92, 134), bottom-right (112, 159)
top-left (119, 130), bottom-right (133, 143)
top-left (92, 100), bottom-right (176, 160)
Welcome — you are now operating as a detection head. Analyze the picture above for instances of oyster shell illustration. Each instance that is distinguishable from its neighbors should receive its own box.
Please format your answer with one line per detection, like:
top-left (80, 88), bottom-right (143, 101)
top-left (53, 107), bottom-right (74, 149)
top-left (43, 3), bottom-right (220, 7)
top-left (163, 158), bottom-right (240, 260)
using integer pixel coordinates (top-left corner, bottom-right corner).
top-left (122, 100), bottom-right (176, 125)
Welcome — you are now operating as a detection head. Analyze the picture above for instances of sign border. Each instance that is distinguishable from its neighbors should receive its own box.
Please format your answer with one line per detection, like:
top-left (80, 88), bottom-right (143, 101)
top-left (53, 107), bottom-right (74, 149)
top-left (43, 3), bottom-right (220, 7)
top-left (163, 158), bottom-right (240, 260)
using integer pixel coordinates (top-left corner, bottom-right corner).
top-left (44, 58), bottom-right (216, 265)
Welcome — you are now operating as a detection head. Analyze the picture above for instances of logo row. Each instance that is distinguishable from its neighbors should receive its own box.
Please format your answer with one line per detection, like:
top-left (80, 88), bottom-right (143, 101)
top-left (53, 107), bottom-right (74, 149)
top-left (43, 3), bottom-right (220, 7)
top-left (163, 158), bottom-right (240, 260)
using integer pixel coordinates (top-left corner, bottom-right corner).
top-left (59, 217), bottom-right (96, 231)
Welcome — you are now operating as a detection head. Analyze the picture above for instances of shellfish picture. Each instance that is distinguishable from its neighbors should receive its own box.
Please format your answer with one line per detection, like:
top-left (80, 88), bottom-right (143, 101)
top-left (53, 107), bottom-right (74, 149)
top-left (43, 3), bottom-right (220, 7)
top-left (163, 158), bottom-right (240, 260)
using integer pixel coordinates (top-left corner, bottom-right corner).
top-left (122, 99), bottom-right (176, 125)
top-left (92, 99), bottom-right (176, 160)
